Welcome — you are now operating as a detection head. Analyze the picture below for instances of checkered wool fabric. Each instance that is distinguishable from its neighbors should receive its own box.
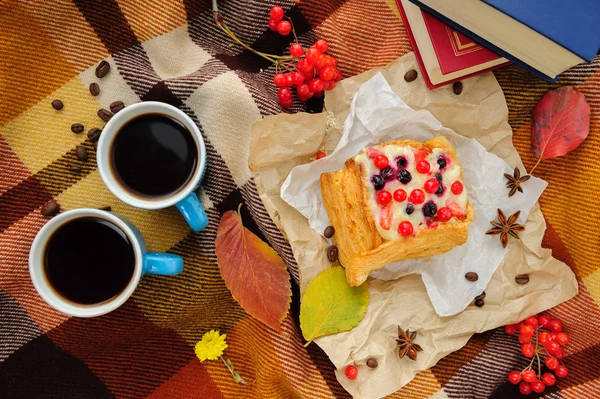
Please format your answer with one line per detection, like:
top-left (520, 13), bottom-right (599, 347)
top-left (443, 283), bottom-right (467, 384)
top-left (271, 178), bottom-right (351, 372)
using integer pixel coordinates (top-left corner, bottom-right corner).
top-left (1, 1), bottom-right (599, 398)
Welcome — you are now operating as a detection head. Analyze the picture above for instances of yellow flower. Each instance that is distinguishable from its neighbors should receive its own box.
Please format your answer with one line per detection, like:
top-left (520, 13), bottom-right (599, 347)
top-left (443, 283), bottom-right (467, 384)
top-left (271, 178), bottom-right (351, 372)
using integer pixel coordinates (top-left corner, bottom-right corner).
top-left (195, 330), bottom-right (228, 361)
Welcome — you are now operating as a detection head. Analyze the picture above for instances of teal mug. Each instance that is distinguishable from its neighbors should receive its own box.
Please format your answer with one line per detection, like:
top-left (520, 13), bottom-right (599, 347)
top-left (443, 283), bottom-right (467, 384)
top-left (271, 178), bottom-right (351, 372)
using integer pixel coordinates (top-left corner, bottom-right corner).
top-left (29, 208), bottom-right (183, 317)
top-left (96, 101), bottom-right (208, 232)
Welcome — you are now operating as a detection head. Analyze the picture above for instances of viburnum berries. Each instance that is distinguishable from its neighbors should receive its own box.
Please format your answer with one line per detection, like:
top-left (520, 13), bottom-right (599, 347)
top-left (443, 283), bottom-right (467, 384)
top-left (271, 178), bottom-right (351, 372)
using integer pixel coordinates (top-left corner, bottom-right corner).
top-left (508, 370), bottom-right (522, 384)
top-left (542, 372), bottom-right (556, 387)
top-left (290, 43), bottom-right (303, 57)
top-left (377, 190), bottom-right (392, 206)
top-left (267, 6), bottom-right (341, 108)
top-left (215, 5), bottom-right (342, 109)
top-left (344, 365), bottom-right (358, 380)
top-left (504, 314), bottom-right (570, 395)
top-left (519, 382), bottom-right (532, 395)
top-left (313, 149), bottom-right (327, 160)
top-left (374, 155), bottom-right (389, 169)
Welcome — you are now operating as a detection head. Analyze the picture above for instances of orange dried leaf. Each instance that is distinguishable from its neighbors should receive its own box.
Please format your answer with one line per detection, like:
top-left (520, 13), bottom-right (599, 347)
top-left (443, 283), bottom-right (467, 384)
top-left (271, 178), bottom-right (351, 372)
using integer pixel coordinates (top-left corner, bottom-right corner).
top-left (216, 209), bottom-right (291, 332)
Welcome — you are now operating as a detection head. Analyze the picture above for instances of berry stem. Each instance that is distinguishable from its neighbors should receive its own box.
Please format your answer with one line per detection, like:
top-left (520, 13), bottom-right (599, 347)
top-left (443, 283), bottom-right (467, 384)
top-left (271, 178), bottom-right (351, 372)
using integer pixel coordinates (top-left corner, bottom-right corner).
top-left (213, 4), bottom-right (296, 66)
top-left (526, 355), bottom-right (536, 370)
top-left (534, 327), bottom-right (541, 377)
top-left (285, 15), bottom-right (299, 43)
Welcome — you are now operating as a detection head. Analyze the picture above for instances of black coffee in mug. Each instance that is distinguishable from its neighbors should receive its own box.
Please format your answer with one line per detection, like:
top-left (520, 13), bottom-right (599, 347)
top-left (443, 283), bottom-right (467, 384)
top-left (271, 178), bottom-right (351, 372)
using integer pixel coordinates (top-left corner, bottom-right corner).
top-left (111, 113), bottom-right (198, 198)
top-left (44, 217), bottom-right (135, 305)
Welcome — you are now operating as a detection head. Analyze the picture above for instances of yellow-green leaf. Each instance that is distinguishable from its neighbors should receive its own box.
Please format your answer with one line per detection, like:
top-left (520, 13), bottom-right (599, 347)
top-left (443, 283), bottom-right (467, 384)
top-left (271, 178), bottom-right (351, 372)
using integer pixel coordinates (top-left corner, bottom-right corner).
top-left (300, 266), bottom-right (369, 343)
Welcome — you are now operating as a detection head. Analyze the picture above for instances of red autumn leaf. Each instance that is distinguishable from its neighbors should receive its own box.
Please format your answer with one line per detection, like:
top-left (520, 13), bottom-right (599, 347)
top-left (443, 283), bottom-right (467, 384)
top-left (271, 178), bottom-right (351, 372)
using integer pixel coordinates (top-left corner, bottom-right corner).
top-left (215, 209), bottom-right (291, 332)
top-left (531, 86), bottom-right (590, 160)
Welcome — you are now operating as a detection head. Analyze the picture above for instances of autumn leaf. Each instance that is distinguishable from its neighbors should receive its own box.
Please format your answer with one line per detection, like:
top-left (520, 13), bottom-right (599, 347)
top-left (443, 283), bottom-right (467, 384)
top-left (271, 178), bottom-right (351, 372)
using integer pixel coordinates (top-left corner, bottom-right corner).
top-left (531, 86), bottom-right (590, 172)
top-left (300, 266), bottom-right (369, 345)
top-left (215, 208), bottom-right (291, 332)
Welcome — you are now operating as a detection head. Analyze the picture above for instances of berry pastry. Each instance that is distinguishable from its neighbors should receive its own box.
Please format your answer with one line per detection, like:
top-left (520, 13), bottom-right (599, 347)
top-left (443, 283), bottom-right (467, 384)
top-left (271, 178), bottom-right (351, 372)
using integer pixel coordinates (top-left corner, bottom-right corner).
top-left (320, 136), bottom-right (474, 286)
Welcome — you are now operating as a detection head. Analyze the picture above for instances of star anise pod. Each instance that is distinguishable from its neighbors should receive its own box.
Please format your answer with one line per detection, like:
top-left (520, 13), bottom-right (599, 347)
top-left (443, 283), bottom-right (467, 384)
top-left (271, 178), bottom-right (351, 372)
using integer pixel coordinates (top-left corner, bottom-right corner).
top-left (396, 326), bottom-right (422, 361)
top-left (486, 208), bottom-right (525, 248)
top-left (504, 167), bottom-right (531, 197)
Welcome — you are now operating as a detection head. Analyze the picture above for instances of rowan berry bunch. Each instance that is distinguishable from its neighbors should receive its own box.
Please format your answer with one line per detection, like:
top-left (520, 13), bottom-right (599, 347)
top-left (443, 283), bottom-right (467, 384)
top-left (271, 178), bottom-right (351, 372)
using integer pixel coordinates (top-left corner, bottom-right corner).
top-left (214, 5), bottom-right (342, 109)
top-left (504, 314), bottom-right (570, 395)
top-left (268, 6), bottom-right (342, 108)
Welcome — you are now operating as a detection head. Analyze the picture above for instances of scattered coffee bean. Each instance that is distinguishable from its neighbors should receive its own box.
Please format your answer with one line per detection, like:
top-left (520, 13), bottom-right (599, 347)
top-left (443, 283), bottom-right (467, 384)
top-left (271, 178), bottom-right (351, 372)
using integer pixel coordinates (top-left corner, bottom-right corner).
top-left (75, 146), bottom-right (88, 162)
top-left (110, 100), bottom-right (125, 114)
top-left (97, 108), bottom-right (113, 122)
top-left (87, 127), bottom-right (102, 142)
top-left (453, 81), bottom-right (463, 95)
top-left (515, 274), bottom-right (530, 285)
top-left (475, 291), bottom-right (486, 300)
top-left (93, 141), bottom-right (98, 150)
top-left (404, 69), bottom-right (418, 82)
top-left (51, 99), bottom-right (63, 110)
top-left (324, 225), bottom-right (335, 239)
top-left (366, 358), bottom-right (378, 368)
top-left (475, 299), bottom-right (485, 307)
top-left (89, 82), bottom-right (100, 96)
top-left (67, 165), bottom-right (82, 173)
top-left (327, 245), bottom-right (339, 262)
top-left (465, 272), bottom-right (479, 282)
top-left (41, 201), bottom-right (60, 217)
top-left (95, 60), bottom-right (110, 78)
top-left (71, 123), bottom-right (84, 134)
top-left (98, 206), bottom-right (112, 211)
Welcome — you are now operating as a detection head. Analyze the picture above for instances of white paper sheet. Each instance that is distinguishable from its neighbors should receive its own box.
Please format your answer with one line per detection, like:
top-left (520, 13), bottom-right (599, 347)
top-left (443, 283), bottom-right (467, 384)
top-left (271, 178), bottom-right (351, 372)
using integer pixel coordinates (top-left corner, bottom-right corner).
top-left (281, 73), bottom-right (547, 316)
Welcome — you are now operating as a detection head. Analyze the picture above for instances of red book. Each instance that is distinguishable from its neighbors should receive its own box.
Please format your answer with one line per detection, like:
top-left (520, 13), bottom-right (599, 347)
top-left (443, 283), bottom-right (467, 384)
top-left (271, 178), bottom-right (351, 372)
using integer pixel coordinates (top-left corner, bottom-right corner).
top-left (397, 0), bottom-right (510, 89)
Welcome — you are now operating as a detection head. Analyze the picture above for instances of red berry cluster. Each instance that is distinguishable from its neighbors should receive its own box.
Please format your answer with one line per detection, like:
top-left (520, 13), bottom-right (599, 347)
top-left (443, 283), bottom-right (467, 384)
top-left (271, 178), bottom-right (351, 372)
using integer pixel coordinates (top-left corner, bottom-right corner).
top-left (504, 314), bottom-right (570, 395)
top-left (268, 6), bottom-right (342, 108)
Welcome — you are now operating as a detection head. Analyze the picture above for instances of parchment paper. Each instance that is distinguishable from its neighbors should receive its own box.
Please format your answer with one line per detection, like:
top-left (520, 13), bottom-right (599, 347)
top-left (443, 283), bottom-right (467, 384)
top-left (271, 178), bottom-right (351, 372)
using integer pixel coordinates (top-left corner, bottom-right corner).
top-left (280, 73), bottom-right (548, 317)
top-left (249, 53), bottom-right (578, 399)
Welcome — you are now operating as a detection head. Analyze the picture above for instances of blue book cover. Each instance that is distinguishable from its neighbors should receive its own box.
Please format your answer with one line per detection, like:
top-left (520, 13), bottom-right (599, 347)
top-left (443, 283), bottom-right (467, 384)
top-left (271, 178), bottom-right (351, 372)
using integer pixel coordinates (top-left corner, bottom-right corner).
top-left (482, 0), bottom-right (600, 62)
top-left (408, 0), bottom-right (557, 83)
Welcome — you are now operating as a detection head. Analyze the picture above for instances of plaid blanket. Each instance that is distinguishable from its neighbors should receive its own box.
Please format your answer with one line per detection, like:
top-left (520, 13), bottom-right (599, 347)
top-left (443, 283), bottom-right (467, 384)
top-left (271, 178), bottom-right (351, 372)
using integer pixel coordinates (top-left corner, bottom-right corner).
top-left (1, 1), bottom-right (598, 398)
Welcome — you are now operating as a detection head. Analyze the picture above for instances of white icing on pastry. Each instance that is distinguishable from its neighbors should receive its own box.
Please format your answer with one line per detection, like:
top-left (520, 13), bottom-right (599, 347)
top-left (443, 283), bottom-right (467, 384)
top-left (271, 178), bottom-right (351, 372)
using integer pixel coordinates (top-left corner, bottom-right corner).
top-left (355, 145), bottom-right (468, 241)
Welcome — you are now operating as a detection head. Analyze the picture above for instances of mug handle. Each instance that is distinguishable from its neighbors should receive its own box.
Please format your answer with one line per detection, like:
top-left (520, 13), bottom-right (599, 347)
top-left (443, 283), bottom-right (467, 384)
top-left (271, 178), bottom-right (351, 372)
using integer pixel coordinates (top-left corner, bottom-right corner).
top-left (143, 253), bottom-right (184, 275)
top-left (175, 192), bottom-right (208, 232)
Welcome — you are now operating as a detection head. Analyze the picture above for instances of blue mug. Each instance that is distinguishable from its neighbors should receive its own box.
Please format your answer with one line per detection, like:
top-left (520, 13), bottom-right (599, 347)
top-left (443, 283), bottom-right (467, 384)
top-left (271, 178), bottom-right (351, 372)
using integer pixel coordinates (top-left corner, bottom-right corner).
top-left (97, 101), bottom-right (208, 231)
top-left (29, 208), bottom-right (183, 317)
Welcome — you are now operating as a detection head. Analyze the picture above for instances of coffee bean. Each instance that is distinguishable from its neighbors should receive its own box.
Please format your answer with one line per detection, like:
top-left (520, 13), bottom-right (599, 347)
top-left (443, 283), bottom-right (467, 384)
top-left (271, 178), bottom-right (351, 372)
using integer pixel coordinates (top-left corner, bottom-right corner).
top-left (453, 81), bottom-right (463, 95)
top-left (465, 272), bottom-right (478, 282)
top-left (67, 165), bottom-right (82, 173)
top-left (404, 69), bottom-right (418, 82)
top-left (324, 225), bottom-right (335, 239)
top-left (327, 245), bottom-right (338, 262)
top-left (41, 201), bottom-right (60, 217)
top-left (97, 108), bottom-right (113, 122)
top-left (475, 299), bottom-right (485, 307)
top-left (95, 60), bottom-right (110, 78)
top-left (475, 291), bottom-right (486, 300)
top-left (110, 101), bottom-right (125, 114)
top-left (89, 82), bottom-right (100, 96)
top-left (366, 358), bottom-right (378, 368)
top-left (515, 274), bottom-right (530, 285)
top-left (75, 146), bottom-right (88, 161)
top-left (71, 123), bottom-right (84, 134)
top-left (87, 127), bottom-right (102, 142)
top-left (99, 206), bottom-right (112, 211)
top-left (51, 99), bottom-right (63, 110)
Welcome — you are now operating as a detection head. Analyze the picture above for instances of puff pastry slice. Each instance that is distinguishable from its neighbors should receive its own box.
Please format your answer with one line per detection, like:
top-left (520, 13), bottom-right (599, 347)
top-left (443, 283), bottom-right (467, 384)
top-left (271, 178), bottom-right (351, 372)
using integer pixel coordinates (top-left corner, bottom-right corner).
top-left (320, 136), bottom-right (474, 286)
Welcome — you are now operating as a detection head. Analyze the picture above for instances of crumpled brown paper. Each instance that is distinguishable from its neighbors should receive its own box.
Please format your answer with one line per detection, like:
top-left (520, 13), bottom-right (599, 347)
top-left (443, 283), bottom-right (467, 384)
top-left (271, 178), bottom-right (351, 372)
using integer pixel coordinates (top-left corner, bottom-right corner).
top-left (249, 53), bottom-right (578, 399)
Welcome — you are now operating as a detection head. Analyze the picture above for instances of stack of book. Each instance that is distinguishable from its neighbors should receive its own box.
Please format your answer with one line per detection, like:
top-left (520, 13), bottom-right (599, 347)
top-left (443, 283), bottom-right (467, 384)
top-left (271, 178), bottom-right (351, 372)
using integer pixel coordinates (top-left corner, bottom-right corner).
top-left (397, 0), bottom-right (600, 89)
